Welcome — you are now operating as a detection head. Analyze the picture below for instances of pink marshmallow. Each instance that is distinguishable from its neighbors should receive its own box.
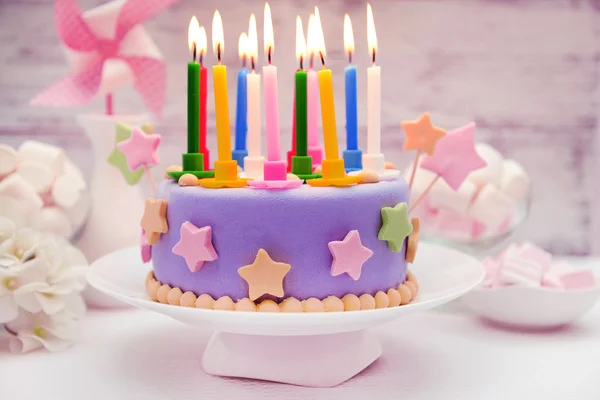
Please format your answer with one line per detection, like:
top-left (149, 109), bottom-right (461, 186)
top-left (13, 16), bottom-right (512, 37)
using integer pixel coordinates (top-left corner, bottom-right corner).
top-left (518, 242), bottom-right (552, 274)
top-left (433, 209), bottom-right (474, 241)
top-left (560, 270), bottom-right (596, 290)
top-left (541, 263), bottom-right (572, 288)
top-left (498, 256), bottom-right (542, 287)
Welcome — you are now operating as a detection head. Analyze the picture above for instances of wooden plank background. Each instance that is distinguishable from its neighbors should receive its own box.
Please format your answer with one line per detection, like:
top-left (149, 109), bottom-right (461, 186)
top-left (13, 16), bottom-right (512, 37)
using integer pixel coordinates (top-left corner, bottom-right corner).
top-left (0, 0), bottom-right (598, 254)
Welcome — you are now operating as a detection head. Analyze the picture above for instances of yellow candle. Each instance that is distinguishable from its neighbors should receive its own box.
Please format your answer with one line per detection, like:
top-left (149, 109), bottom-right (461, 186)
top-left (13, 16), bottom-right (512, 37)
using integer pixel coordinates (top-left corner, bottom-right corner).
top-left (317, 68), bottom-right (339, 160)
top-left (213, 64), bottom-right (232, 161)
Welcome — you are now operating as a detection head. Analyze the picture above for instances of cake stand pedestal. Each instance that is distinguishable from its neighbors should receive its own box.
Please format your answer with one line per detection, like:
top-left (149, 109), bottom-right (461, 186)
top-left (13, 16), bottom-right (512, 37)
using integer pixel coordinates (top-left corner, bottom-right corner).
top-left (87, 244), bottom-right (484, 387)
top-left (202, 330), bottom-right (381, 387)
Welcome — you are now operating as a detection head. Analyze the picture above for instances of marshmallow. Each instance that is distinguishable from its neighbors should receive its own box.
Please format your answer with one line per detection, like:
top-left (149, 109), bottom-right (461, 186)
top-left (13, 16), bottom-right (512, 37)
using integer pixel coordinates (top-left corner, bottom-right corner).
top-left (499, 256), bottom-right (542, 287)
top-left (518, 242), bottom-right (552, 274)
top-left (500, 159), bottom-right (530, 200)
top-left (18, 141), bottom-right (65, 178)
top-left (16, 161), bottom-right (54, 194)
top-left (0, 144), bottom-right (17, 176)
top-left (403, 163), bottom-right (438, 203)
top-left (0, 195), bottom-right (28, 230)
top-left (481, 257), bottom-right (501, 287)
top-left (560, 270), bottom-right (596, 290)
top-left (472, 220), bottom-right (487, 239)
top-left (542, 263), bottom-right (572, 288)
top-left (433, 209), bottom-right (475, 241)
top-left (0, 174), bottom-right (43, 209)
top-left (39, 207), bottom-right (73, 238)
top-left (62, 159), bottom-right (86, 191)
top-left (428, 179), bottom-right (477, 216)
top-left (468, 143), bottom-right (503, 187)
top-left (52, 175), bottom-right (83, 209)
top-left (468, 185), bottom-right (514, 230)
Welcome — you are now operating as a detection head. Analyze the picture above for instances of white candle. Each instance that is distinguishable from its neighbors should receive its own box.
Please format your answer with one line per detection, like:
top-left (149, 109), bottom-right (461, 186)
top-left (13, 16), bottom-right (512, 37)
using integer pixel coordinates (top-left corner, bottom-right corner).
top-left (247, 72), bottom-right (261, 157)
top-left (367, 65), bottom-right (380, 155)
top-left (366, 3), bottom-right (380, 156)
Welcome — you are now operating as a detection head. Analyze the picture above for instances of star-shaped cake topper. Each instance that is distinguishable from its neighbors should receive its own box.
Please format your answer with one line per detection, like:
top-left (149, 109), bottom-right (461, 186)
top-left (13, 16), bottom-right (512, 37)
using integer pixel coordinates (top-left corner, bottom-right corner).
top-left (238, 249), bottom-right (291, 301)
top-left (420, 122), bottom-right (487, 190)
top-left (378, 202), bottom-right (413, 252)
top-left (328, 230), bottom-right (373, 281)
top-left (402, 113), bottom-right (447, 155)
top-left (108, 123), bottom-right (153, 185)
top-left (172, 221), bottom-right (218, 272)
top-left (140, 198), bottom-right (168, 245)
top-left (117, 126), bottom-right (161, 172)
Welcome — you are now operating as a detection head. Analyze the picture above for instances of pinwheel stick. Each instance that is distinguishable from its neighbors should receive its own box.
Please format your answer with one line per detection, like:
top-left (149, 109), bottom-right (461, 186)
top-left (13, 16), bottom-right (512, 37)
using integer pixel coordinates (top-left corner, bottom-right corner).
top-left (144, 165), bottom-right (157, 194)
top-left (106, 93), bottom-right (114, 116)
top-left (408, 175), bottom-right (439, 214)
top-left (407, 149), bottom-right (422, 191)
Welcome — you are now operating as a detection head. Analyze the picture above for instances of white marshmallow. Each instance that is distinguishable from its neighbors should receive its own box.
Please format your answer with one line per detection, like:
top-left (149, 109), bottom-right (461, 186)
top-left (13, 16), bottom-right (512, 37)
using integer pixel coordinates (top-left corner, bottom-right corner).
top-left (0, 195), bottom-right (28, 230)
top-left (499, 256), bottom-right (542, 287)
top-left (52, 175), bottom-right (83, 209)
top-left (39, 207), bottom-right (73, 238)
top-left (16, 161), bottom-right (54, 194)
top-left (0, 174), bottom-right (43, 209)
top-left (62, 159), bottom-right (86, 190)
top-left (468, 143), bottom-right (503, 188)
top-left (18, 141), bottom-right (65, 178)
top-left (428, 179), bottom-right (477, 216)
top-left (402, 162), bottom-right (438, 204)
top-left (468, 184), bottom-right (514, 230)
top-left (0, 144), bottom-right (18, 176)
top-left (500, 159), bottom-right (530, 200)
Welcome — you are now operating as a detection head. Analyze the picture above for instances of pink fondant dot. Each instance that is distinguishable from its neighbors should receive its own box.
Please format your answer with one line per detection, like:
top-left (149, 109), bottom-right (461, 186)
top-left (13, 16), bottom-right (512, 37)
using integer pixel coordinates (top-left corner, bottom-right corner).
top-left (196, 294), bottom-right (215, 309)
top-left (374, 291), bottom-right (390, 308)
top-left (147, 280), bottom-right (161, 301)
top-left (167, 287), bottom-right (183, 305)
top-left (214, 296), bottom-right (235, 311)
top-left (279, 297), bottom-right (303, 313)
top-left (157, 284), bottom-right (171, 304)
top-left (234, 298), bottom-right (257, 312)
top-left (257, 299), bottom-right (280, 312)
top-left (342, 294), bottom-right (361, 311)
top-left (303, 297), bottom-right (325, 312)
top-left (359, 294), bottom-right (376, 310)
top-left (180, 292), bottom-right (197, 307)
top-left (398, 284), bottom-right (412, 305)
top-left (387, 289), bottom-right (401, 307)
top-left (322, 296), bottom-right (344, 312)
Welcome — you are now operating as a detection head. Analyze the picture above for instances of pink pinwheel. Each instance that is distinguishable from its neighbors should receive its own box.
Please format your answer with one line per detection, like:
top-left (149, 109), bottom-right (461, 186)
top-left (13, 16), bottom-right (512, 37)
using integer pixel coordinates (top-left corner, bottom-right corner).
top-left (30, 0), bottom-right (176, 118)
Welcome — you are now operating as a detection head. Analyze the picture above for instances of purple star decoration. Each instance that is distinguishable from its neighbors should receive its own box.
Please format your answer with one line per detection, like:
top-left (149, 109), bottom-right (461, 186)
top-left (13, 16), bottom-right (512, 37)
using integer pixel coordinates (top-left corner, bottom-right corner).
top-left (420, 122), bottom-right (487, 190)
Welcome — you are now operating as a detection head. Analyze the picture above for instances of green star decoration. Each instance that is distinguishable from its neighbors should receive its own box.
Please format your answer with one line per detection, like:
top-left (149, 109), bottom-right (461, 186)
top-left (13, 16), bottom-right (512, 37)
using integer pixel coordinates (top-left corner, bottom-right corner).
top-left (378, 202), bottom-right (413, 252)
top-left (107, 123), bottom-right (153, 185)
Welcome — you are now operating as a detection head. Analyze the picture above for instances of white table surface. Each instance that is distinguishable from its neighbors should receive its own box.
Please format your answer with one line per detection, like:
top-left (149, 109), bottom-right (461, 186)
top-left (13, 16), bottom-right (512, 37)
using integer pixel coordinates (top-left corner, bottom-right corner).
top-left (2, 258), bottom-right (600, 400)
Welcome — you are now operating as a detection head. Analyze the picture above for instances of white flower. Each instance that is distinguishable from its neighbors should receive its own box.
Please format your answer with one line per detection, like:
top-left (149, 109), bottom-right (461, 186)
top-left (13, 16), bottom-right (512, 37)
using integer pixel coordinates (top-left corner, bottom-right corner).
top-left (4, 308), bottom-right (83, 353)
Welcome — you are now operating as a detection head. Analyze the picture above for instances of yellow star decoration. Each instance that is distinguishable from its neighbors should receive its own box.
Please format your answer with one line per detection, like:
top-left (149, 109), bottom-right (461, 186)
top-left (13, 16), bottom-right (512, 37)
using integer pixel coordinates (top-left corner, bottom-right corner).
top-left (238, 249), bottom-right (291, 301)
top-left (402, 112), bottom-right (446, 156)
top-left (140, 198), bottom-right (168, 245)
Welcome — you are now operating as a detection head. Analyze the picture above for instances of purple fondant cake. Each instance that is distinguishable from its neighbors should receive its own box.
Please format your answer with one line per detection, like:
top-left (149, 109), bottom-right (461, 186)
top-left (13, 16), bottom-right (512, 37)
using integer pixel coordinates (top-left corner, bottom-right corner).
top-left (143, 175), bottom-right (420, 311)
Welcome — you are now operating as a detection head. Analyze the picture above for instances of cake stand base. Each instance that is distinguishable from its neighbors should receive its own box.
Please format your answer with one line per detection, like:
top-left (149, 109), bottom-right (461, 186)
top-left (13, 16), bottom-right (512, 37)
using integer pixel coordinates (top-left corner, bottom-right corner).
top-left (202, 330), bottom-right (381, 387)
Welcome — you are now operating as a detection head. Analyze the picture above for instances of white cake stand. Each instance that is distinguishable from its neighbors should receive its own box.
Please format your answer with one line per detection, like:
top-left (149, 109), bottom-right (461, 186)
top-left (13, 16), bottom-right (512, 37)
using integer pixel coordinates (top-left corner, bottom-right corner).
top-left (88, 243), bottom-right (484, 387)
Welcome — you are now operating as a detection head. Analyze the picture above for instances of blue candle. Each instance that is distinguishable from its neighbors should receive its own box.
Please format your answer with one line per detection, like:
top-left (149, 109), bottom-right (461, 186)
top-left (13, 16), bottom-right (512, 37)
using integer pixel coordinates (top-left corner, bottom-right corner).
top-left (233, 67), bottom-right (249, 167)
top-left (344, 65), bottom-right (358, 150)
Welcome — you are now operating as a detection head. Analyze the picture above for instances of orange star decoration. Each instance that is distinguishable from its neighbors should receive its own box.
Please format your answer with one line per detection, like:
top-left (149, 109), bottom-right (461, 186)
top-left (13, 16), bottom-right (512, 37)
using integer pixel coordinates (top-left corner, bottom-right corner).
top-left (238, 249), bottom-right (292, 301)
top-left (140, 198), bottom-right (168, 245)
top-left (402, 113), bottom-right (446, 156)
top-left (405, 217), bottom-right (421, 263)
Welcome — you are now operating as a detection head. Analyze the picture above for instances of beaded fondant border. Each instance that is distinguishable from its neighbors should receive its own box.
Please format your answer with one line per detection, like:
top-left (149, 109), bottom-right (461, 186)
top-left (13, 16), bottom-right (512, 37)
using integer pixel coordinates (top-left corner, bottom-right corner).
top-left (145, 270), bottom-right (419, 312)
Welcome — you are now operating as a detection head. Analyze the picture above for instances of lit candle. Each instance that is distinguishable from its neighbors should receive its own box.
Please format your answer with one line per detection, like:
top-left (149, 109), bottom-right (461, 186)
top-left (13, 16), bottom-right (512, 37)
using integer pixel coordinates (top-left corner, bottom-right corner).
top-left (342, 13), bottom-right (361, 172)
top-left (244, 13), bottom-right (264, 180)
top-left (212, 10), bottom-right (232, 162)
top-left (306, 9), bottom-right (323, 166)
top-left (198, 27), bottom-right (210, 170)
top-left (295, 16), bottom-right (308, 158)
top-left (187, 17), bottom-right (200, 155)
top-left (367, 4), bottom-right (381, 157)
top-left (263, 3), bottom-right (281, 163)
top-left (233, 32), bottom-right (249, 167)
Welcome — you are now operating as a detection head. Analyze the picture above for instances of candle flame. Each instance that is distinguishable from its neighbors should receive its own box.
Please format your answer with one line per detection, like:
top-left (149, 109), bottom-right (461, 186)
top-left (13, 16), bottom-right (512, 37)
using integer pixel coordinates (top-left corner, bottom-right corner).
top-left (248, 13), bottom-right (258, 65)
top-left (295, 16), bottom-right (306, 68)
top-left (367, 3), bottom-right (377, 63)
top-left (314, 6), bottom-right (326, 58)
top-left (343, 14), bottom-right (354, 63)
top-left (238, 33), bottom-right (248, 65)
top-left (212, 10), bottom-right (224, 59)
top-left (188, 16), bottom-right (200, 57)
top-left (198, 26), bottom-right (207, 62)
top-left (264, 2), bottom-right (274, 61)
top-left (307, 14), bottom-right (318, 61)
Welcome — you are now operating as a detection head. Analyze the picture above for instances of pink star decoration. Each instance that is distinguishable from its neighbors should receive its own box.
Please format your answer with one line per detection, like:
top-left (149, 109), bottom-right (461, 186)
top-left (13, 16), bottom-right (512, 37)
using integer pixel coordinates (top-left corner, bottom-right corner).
top-left (117, 127), bottom-right (161, 172)
top-left (420, 122), bottom-right (487, 190)
top-left (328, 230), bottom-right (374, 281)
top-left (172, 221), bottom-right (218, 273)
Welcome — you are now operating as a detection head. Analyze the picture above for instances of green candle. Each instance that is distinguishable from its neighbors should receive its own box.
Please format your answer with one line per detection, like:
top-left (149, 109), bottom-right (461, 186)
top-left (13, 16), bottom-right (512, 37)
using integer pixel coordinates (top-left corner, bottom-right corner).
top-left (188, 61), bottom-right (200, 154)
top-left (295, 69), bottom-right (308, 157)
